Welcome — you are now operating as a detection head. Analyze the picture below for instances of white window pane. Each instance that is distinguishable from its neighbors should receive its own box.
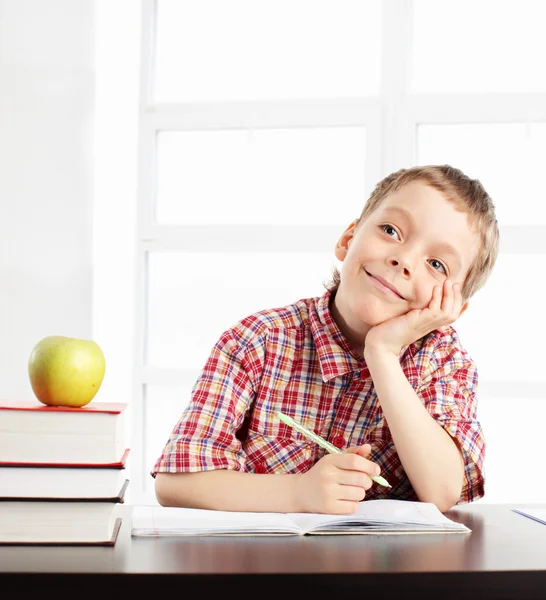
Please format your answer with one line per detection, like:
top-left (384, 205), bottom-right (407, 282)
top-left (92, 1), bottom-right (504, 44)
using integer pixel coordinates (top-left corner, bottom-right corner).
top-left (417, 123), bottom-right (546, 226)
top-left (156, 128), bottom-right (367, 226)
top-left (146, 251), bottom-right (338, 369)
top-left (154, 0), bottom-right (382, 102)
top-left (143, 384), bottom-right (193, 495)
top-left (412, 0), bottom-right (546, 93)
top-left (475, 397), bottom-right (546, 503)
top-left (454, 254), bottom-right (542, 383)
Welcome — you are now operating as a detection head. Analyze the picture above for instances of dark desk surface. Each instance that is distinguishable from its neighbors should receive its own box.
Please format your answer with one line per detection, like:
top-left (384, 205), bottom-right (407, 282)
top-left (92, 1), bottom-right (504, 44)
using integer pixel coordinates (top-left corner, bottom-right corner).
top-left (2, 502), bottom-right (546, 599)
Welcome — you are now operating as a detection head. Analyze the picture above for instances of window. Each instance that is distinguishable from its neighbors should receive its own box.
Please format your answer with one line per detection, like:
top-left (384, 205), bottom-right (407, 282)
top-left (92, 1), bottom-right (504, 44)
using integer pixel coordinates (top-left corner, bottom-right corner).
top-left (95, 0), bottom-right (546, 505)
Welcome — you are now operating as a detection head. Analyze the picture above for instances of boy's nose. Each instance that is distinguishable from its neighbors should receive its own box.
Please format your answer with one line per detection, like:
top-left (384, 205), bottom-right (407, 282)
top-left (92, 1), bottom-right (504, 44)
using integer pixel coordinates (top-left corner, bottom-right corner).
top-left (388, 257), bottom-right (411, 277)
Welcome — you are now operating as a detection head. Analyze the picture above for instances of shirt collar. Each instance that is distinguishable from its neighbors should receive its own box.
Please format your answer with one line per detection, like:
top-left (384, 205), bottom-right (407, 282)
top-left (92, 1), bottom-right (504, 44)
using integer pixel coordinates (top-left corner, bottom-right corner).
top-left (310, 289), bottom-right (366, 382)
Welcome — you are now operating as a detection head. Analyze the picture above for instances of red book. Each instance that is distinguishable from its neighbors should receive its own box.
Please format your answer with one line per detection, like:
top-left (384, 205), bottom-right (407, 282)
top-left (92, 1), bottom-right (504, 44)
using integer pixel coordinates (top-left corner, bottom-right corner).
top-left (0, 399), bottom-right (127, 413)
top-left (0, 399), bottom-right (130, 466)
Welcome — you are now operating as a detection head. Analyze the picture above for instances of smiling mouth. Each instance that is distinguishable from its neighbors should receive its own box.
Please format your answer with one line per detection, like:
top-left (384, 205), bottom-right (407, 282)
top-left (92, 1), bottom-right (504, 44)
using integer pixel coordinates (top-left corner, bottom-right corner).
top-left (365, 270), bottom-right (405, 300)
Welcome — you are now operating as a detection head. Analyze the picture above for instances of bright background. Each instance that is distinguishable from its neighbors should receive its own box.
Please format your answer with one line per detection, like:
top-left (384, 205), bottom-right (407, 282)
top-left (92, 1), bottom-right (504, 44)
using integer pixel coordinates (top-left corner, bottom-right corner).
top-left (2, 0), bottom-right (545, 506)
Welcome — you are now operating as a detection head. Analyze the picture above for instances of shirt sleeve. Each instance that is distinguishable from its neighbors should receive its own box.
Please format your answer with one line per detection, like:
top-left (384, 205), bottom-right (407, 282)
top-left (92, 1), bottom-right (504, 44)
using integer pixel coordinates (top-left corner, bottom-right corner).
top-left (150, 324), bottom-right (265, 477)
top-left (415, 336), bottom-right (485, 504)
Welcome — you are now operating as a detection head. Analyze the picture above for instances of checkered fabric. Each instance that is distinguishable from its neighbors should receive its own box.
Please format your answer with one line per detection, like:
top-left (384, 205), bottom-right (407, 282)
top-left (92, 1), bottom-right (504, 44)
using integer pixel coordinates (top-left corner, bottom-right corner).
top-left (152, 290), bottom-right (485, 504)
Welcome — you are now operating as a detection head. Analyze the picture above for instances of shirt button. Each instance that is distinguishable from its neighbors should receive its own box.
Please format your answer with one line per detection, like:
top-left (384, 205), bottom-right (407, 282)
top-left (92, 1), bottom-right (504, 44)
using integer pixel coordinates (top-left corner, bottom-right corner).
top-left (255, 463), bottom-right (267, 474)
top-left (332, 435), bottom-right (345, 449)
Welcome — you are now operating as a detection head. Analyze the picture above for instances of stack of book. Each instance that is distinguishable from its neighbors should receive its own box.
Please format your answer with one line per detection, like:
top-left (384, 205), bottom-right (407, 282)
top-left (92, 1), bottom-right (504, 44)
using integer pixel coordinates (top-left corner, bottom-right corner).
top-left (0, 399), bottom-right (130, 546)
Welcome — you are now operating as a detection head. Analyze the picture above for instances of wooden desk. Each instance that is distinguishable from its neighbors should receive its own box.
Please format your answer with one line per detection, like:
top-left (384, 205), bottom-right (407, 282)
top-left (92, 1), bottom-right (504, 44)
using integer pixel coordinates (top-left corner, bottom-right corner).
top-left (2, 503), bottom-right (546, 599)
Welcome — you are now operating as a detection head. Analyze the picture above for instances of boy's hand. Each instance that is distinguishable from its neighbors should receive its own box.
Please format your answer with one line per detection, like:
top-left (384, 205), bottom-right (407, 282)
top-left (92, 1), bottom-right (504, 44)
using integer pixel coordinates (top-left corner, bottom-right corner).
top-left (365, 280), bottom-right (463, 358)
top-left (294, 444), bottom-right (381, 514)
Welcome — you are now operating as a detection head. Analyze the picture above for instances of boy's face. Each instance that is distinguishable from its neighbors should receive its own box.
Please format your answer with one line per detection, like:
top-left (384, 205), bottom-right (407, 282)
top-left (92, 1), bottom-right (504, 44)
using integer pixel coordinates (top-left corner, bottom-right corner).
top-left (332, 181), bottom-right (480, 349)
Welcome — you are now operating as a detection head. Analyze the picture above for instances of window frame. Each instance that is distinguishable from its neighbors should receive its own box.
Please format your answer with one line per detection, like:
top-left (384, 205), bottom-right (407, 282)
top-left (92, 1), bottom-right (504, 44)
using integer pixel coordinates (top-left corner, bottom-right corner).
top-left (127, 0), bottom-right (546, 504)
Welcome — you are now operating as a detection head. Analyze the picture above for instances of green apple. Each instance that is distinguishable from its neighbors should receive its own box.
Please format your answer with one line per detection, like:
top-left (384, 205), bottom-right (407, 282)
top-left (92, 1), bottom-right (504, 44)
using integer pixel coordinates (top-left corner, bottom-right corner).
top-left (28, 336), bottom-right (106, 407)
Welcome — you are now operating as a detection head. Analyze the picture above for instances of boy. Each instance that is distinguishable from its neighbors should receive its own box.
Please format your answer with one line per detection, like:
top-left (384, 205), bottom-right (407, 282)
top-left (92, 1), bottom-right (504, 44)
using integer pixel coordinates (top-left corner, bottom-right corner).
top-left (152, 165), bottom-right (499, 514)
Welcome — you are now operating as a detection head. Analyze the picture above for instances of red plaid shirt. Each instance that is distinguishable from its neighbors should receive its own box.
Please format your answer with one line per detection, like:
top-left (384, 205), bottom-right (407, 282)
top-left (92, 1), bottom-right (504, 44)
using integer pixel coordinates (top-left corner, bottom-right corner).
top-left (152, 290), bottom-right (485, 504)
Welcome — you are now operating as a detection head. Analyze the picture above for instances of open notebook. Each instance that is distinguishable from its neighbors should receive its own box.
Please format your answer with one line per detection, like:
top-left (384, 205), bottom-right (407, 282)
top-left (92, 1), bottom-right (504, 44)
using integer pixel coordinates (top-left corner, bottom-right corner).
top-left (131, 499), bottom-right (470, 537)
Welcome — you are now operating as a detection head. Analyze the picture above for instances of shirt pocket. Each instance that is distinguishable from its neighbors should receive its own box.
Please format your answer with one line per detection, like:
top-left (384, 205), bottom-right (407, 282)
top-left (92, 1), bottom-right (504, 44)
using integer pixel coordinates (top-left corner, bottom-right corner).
top-left (244, 431), bottom-right (315, 475)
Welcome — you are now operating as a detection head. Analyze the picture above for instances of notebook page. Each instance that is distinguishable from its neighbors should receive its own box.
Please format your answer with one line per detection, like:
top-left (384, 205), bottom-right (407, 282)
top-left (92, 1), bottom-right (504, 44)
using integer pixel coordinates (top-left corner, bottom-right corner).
top-left (287, 499), bottom-right (468, 533)
top-left (131, 505), bottom-right (302, 536)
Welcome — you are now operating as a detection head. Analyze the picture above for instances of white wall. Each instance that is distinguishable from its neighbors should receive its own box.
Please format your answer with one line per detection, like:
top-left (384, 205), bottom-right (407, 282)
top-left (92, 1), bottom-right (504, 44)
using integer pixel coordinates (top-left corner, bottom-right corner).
top-left (0, 0), bottom-right (95, 399)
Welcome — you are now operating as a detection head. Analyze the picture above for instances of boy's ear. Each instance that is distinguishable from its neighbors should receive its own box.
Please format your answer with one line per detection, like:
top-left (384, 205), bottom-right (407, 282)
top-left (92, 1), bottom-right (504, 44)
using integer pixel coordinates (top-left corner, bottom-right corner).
top-left (335, 220), bottom-right (359, 261)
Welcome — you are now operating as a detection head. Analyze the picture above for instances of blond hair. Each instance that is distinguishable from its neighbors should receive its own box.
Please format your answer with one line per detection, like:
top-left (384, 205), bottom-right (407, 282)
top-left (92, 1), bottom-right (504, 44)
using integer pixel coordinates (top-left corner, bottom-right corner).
top-left (324, 165), bottom-right (499, 301)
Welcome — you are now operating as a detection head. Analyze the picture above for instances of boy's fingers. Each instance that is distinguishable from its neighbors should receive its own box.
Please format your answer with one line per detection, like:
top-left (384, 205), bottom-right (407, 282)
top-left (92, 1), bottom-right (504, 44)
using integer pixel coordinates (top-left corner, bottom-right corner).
top-left (429, 285), bottom-right (442, 311)
top-left (337, 483), bottom-right (368, 501)
top-left (344, 443), bottom-right (372, 458)
top-left (338, 471), bottom-right (374, 490)
top-left (441, 280), bottom-right (454, 314)
top-left (452, 283), bottom-right (463, 316)
top-left (444, 281), bottom-right (464, 321)
top-left (339, 446), bottom-right (380, 476)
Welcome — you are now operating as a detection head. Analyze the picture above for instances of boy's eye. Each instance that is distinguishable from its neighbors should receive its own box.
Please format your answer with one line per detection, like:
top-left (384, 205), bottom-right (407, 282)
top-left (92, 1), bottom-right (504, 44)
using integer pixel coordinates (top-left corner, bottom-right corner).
top-left (381, 224), bottom-right (399, 239)
top-left (429, 259), bottom-right (447, 274)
